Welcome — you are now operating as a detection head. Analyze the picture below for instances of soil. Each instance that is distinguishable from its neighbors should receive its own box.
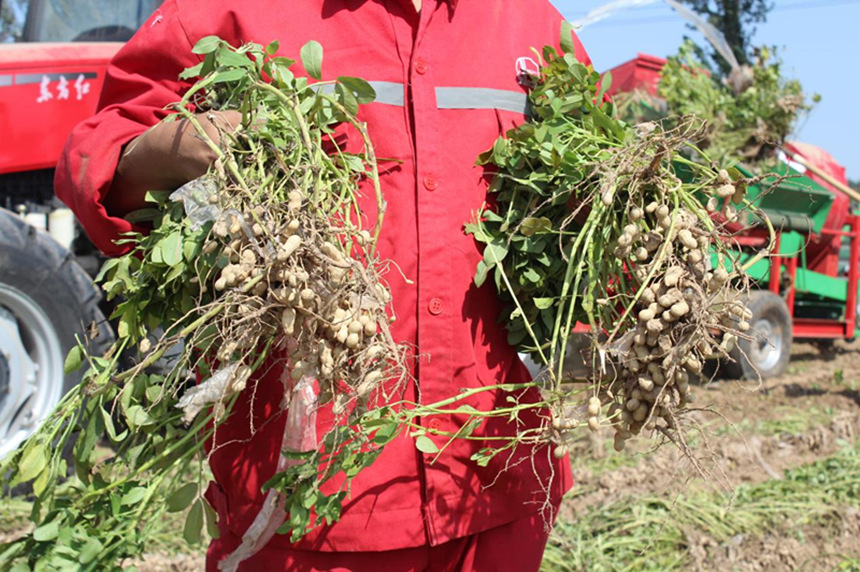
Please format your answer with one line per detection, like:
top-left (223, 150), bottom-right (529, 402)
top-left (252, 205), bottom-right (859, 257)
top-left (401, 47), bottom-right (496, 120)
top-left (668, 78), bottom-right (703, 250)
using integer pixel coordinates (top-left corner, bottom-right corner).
top-left (561, 339), bottom-right (860, 570)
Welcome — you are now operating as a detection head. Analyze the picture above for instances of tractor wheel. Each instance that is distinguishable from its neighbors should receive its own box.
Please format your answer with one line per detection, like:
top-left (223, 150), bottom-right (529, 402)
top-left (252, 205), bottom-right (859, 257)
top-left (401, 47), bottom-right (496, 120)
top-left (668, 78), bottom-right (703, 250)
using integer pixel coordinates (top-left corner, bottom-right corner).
top-left (723, 290), bottom-right (792, 380)
top-left (0, 210), bottom-right (112, 459)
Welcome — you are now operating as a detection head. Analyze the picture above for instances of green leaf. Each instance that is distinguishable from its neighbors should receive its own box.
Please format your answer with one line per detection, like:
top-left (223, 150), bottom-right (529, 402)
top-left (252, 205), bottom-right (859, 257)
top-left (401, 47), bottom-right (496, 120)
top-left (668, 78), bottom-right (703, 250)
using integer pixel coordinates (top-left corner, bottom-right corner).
top-left (482, 241), bottom-right (509, 266)
top-left (78, 538), bottom-right (103, 565)
top-left (560, 21), bottom-right (575, 56)
top-left (32, 463), bottom-right (52, 497)
top-left (337, 76), bottom-right (376, 104)
top-left (178, 61), bottom-right (205, 80)
top-left (265, 40), bottom-right (280, 55)
top-left (210, 68), bottom-right (247, 85)
top-left (144, 190), bottom-right (172, 205)
top-left (337, 154), bottom-right (365, 173)
top-left (273, 64), bottom-right (295, 87)
top-left (101, 407), bottom-right (122, 442)
top-left (145, 384), bottom-right (163, 404)
top-left (183, 235), bottom-right (202, 262)
top-left (160, 230), bottom-right (183, 267)
top-left (125, 405), bottom-right (155, 428)
top-left (117, 319), bottom-right (129, 339)
top-left (335, 83), bottom-right (359, 116)
top-left (33, 519), bottom-right (59, 542)
top-left (470, 447), bottom-right (498, 468)
top-left (300, 40), bottom-right (323, 80)
top-left (474, 260), bottom-right (489, 288)
top-left (167, 482), bottom-right (199, 513)
top-left (534, 297), bottom-right (554, 310)
top-left (164, 261), bottom-right (186, 283)
top-left (597, 70), bottom-right (613, 102)
top-left (121, 487), bottom-right (148, 506)
top-left (183, 499), bottom-right (204, 546)
top-left (372, 421), bottom-right (398, 445)
top-left (18, 441), bottom-right (48, 482)
top-left (217, 49), bottom-right (253, 70)
top-left (201, 498), bottom-right (220, 540)
top-left (123, 208), bottom-right (162, 224)
top-left (94, 258), bottom-right (119, 283)
top-left (64, 345), bottom-right (82, 374)
top-left (522, 267), bottom-right (542, 284)
top-left (507, 325), bottom-right (528, 346)
top-left (192, 35), bottom-right (222, 55)
top-left (415, 435), bottom-right (439, 454)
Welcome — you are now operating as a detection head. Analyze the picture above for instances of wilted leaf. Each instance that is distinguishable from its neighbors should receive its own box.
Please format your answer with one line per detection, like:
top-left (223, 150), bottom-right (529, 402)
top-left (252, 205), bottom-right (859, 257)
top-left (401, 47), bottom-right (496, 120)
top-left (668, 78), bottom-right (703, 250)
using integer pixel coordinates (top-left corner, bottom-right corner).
top-left (520, 217), bottom-right (552, 236)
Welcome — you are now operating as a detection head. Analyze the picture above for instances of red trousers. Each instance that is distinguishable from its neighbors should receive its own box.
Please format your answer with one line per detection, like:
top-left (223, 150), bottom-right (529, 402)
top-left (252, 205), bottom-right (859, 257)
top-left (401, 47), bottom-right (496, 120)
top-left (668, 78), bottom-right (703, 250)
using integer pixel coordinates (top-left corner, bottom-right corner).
top-left (207, 508), bottom-right (555, 572)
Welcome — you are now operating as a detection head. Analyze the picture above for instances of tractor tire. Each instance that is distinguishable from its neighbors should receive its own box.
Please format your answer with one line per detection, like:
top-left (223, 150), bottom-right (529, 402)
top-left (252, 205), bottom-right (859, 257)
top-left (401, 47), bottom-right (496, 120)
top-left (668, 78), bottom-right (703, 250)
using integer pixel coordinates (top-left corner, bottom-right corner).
top-left (0, 209), bottom-right (112, 459)
top-left (723, 290), bottom-right (792, 380)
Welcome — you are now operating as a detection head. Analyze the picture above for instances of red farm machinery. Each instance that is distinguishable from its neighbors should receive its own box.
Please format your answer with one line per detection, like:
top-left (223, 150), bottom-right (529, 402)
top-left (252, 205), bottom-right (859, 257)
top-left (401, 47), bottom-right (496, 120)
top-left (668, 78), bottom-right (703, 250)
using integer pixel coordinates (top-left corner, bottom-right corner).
top-left (0, 0), bottom-right (158, 456)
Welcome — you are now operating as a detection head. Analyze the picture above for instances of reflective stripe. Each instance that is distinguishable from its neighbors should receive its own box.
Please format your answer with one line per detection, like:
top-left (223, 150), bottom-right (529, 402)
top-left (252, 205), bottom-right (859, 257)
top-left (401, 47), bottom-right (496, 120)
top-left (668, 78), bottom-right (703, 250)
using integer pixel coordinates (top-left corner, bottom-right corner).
top-left (436, 87), bottom-right (529, 115)
top-left (368, 81), bottom-right (405, 107)
top-left (0, 75), bottom-right (12, 87)
top-left (312, 80), bottom-right (404, 107)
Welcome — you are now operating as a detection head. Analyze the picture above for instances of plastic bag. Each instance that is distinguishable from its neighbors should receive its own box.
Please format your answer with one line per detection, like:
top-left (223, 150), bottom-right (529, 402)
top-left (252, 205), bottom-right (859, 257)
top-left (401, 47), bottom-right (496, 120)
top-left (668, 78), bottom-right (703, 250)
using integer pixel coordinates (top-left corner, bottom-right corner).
top-left (218, 375), bottom-right (318, 572)
top-left (169, 175), bottom-right (221, 231)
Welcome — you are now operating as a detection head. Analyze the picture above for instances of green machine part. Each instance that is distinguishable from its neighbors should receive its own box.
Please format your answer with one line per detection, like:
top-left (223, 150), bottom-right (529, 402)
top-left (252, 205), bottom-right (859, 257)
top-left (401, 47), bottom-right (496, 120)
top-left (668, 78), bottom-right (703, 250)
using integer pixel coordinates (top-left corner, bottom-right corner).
top-left (736, 162), bottom-right (834, 235)
top-left (714, 163), bottom-right (859, 318)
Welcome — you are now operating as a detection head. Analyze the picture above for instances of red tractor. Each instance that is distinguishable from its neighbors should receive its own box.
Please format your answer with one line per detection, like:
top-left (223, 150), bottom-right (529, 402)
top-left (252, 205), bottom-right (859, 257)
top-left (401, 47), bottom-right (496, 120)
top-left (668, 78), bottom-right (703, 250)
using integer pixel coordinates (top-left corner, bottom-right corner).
top-left (0, 0), bottom-right (157, 456)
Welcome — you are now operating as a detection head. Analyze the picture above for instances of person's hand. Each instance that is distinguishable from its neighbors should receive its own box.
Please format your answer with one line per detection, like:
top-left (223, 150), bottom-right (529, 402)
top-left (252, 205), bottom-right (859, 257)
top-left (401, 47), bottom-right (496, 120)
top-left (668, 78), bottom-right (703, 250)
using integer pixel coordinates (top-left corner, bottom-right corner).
top-left (179, 110), bottom-right (243, 180)
top-left (104, 110), bottom-right (242, 216)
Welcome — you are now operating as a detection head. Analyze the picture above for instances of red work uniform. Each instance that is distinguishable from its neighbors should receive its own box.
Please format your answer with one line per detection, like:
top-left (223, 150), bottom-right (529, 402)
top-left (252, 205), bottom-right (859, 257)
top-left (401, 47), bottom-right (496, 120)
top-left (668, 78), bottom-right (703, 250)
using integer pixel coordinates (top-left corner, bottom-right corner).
top-left (55, 1), bottom-right (592, 570)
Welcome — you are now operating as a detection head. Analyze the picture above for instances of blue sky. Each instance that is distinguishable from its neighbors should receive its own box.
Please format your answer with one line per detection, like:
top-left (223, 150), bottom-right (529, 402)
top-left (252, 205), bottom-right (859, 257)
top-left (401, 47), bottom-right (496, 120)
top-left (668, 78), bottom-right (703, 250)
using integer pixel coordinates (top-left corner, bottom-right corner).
top-left (551, 0), bottom-right (860, 182)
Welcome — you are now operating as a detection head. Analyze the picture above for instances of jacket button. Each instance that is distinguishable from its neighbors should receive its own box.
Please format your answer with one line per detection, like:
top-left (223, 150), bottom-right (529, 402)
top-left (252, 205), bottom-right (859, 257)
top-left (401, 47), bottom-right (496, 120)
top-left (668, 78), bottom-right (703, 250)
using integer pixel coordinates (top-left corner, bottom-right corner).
top-left (415, 59), bottom-right (428, 75)
top-left (428, 298), bottom-right (443, 315)
top-left (423, 175), bottom-right (438, 191)
top-left (428, 419), bottom-right (441, 430)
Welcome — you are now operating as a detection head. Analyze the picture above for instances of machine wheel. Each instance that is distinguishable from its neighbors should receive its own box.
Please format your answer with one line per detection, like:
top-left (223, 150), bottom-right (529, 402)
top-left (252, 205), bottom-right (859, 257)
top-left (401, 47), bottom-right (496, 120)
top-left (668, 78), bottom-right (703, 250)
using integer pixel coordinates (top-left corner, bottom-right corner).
top-left (0, 210), bottom-right (112, 459)
top-left (723, 290), bottom-right (792, 380)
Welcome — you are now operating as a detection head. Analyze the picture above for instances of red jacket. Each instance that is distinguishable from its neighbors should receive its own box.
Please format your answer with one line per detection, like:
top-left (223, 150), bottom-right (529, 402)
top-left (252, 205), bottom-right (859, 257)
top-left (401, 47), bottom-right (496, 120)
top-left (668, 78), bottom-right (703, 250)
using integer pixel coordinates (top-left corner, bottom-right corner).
top-left (55, 0), bottom-right (591, 560)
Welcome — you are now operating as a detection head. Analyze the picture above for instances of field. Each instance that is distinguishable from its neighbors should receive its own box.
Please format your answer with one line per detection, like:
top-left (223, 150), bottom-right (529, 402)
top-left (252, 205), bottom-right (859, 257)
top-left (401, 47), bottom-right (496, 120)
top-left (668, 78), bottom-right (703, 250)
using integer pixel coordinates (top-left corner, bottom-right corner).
top-left (3, 340), bottom-right (860, 571)
top-left (546, 339), bottom-right (860, 572)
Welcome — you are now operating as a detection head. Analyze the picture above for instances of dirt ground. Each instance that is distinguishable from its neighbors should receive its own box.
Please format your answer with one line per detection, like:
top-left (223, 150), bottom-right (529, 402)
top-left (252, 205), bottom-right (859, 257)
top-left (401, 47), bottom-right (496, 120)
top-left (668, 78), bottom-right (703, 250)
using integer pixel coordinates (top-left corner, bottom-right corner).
top-left (559, 338), bottom-right (860, 571)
